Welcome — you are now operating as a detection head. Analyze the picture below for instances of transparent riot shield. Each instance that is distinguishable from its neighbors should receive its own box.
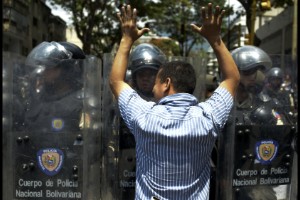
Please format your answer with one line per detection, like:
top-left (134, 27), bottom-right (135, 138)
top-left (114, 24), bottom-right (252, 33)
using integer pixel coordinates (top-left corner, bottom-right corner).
top-left (100, 53), bottom-right (207, 199)
top-left (3, 52), bottom-right (27, 200)
top-left (2, 52), bottom-right (102, 200)
top-left (101, 53), bottom-right (120, 200)
top-left (214, 54), bottom-right (298, 200)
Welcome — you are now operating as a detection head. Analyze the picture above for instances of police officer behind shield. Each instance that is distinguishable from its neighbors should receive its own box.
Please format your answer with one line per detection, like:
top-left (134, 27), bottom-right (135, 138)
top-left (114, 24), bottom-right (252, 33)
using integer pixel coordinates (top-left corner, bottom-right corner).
top-left (230, 45), bottom-right (285, 200)
top-left (230, 45), bottom-right (285, 125)
top-left (129, 43), bottom-right (166, 101)
top-left (23, 41), bottom-right (86, 133)
top-left (258, 67), bottom-right (295, 124)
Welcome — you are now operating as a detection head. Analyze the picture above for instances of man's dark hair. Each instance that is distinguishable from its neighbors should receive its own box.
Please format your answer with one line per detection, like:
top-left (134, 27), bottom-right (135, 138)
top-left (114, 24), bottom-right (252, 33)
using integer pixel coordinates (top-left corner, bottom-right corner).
top-left (158, 61), bottom-right (196, 94)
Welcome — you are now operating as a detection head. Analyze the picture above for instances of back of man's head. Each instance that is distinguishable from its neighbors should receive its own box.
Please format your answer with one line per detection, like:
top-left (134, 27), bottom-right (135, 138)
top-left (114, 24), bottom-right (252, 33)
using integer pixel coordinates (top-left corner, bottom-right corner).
top-left (158, 61), bottom-right (196, 94)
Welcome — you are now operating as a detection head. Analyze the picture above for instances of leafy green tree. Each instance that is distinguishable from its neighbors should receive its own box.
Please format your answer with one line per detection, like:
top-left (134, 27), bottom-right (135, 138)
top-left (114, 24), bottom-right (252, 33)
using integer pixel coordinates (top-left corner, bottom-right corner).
top-left (48, 0), bottom-right (121, 57)
top-left (138, 0), bottom-right (227, 56)
top-left (48, 0), bottom-right (229, 57)
top-left (149, 38), bottom-right (180, 57)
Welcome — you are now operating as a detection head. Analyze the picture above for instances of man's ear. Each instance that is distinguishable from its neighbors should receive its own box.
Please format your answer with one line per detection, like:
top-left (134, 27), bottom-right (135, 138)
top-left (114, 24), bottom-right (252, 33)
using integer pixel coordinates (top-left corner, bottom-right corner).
top-left (163, 77), bottom-right (171, 93)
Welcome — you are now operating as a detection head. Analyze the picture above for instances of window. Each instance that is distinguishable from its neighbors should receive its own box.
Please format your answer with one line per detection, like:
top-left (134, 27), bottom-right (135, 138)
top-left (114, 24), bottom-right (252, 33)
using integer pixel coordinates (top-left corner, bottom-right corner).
top-left (22, 46), bottom-right (28, 56)
top-left (3, 43), bottom-right (9, 51)
top-left (32, 39), bottom-right (37, 48)
top-left (33, 17), bottom-right (38, 27)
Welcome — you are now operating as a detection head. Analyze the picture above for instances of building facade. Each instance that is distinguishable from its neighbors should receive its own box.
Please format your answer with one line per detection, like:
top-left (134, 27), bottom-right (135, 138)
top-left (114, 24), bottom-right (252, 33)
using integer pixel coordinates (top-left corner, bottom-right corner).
top-left (3, 0), bottom-right (66, 56)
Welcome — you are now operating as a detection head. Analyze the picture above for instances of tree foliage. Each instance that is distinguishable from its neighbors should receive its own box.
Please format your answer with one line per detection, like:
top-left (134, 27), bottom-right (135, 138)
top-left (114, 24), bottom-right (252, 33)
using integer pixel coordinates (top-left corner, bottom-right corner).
top-left (136, 0), bottom-right (227, 56)
top-left (48, 0), bottom-right (121, 57)
top-left (48, 0), bottom-right (229, 57)
top-left (149, 38), bottom-right (180, 57)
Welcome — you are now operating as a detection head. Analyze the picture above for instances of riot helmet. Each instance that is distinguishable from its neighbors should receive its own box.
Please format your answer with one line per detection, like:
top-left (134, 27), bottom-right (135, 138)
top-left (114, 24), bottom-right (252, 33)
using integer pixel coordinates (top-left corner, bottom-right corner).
top-left (25, 41), bottom-right (86, 95)
top-left (128, 43), bottom-right (166, 98)
top-left (265, 67), bottom-right (284, 91)
top-left (232, 46), bottom-right (272, 94)
top-left (266, 67), bottom-right (284, 79)
top-left (250, 105), bottom-right (277, 125)
top-left (128, 43), bottom-right (166, 74)
top-left (231, 45), bottom-right (272, 73)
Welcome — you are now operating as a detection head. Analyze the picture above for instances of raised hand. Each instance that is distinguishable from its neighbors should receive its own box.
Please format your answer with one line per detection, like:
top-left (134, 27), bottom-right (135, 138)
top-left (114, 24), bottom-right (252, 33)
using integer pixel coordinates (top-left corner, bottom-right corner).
top-left (191, 3), bottom-right (225, 43)
top-left (117, 5), bottom-right (150, 44)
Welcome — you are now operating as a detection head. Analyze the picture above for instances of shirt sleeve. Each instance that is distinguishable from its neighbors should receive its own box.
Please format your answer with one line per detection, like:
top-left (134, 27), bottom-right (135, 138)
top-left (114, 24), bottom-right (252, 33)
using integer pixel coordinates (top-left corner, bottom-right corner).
top-left (202, 86), bottom-right (234, 132)
top-left (118, 88), bottom-right (154, 134)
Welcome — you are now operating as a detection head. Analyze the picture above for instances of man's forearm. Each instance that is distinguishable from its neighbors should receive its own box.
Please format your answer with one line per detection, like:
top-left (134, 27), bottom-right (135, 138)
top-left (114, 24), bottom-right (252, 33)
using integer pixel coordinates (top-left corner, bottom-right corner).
top-left (210, 38), bottom-right (237, 79)
top-left (209, 38), bottom-right (240, 96)
top-left (109, 38), bottom-right (133, 96)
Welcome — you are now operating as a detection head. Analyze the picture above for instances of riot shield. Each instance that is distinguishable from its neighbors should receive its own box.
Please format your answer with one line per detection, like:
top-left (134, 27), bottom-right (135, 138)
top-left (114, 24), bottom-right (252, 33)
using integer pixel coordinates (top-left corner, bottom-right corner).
top-left (100, 53), bottom-right (207, 199)
top-left (3, 52), bottom-right (27, 200)
top-left (2, 52), bottom-right (102, 200)
top-left (101, 53), bottom-right (120, 199)
top-left (214, 54), bottom-right (298, 200)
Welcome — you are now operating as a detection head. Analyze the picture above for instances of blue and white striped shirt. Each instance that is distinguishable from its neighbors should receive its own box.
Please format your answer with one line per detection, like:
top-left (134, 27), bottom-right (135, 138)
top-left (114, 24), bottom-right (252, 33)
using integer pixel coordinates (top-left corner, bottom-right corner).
top-left (119, 86), bottom-right (233, 200)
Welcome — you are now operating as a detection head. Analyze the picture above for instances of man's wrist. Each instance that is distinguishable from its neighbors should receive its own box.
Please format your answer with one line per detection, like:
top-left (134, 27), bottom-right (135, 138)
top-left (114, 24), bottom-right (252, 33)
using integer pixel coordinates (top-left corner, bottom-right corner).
top-left (208, 37), bottom-right (222, 49)
top-left (120, 37), bottom-right (134, 50)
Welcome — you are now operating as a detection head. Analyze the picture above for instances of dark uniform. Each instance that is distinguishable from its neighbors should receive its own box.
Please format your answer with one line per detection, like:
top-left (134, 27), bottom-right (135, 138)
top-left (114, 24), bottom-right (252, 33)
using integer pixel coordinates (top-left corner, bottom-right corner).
top-left (24, 90), bottom-right (83, 132)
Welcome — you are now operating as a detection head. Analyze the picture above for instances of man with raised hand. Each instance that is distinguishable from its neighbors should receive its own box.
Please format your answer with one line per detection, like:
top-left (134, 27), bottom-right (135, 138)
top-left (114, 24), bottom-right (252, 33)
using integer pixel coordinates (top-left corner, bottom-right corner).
top-left (110, 3), bottom-right (240, 200)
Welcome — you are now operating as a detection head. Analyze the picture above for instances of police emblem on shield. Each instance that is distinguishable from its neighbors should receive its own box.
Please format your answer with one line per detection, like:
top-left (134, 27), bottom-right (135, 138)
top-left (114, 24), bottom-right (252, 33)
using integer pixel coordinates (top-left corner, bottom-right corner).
top-left (52, 118), bottom-right (64, 131)
top-left (255, 140), bottom-right (278, 165)
top-left (37, 148), bottom-right (64, 176)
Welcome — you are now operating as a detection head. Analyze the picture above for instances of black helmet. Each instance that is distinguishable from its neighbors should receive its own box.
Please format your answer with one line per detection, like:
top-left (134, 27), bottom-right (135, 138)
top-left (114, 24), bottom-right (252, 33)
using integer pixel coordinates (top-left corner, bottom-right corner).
top-left (231, 45), bottom-right (272, 73)
top-left (26, 41), bottom-right (85, 69)
top-left (26, 41), bottom-right (85, 87)
top-left (265, 67), bottom-right (284, 91)
top-left (128, 43), bottom-right (166, 74)
top-left (266, 67), bottom-right (284, 80)
top-left (250, 105), bottom-right (277, 125)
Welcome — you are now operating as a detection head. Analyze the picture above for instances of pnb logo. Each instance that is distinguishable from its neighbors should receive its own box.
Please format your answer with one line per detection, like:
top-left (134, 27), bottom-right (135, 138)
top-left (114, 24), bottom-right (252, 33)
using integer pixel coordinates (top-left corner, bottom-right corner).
top-left (255, 140), bottom-right (278, 165)
top-left (37, 148), bottom-right (64, 176)
top-left (52, 118), bottom-right (64, 131)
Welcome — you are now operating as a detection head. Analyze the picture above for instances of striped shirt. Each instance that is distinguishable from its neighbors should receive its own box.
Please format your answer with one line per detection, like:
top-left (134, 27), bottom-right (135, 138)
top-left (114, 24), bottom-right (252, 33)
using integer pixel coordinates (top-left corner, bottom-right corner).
top-left (119, 86), bottom-right (233, 200)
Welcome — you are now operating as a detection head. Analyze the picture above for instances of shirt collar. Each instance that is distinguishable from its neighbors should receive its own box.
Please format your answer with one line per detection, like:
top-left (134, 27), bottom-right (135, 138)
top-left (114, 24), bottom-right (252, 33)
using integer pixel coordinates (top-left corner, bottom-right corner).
top-left (158, 93), bottom-right (198, 106)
